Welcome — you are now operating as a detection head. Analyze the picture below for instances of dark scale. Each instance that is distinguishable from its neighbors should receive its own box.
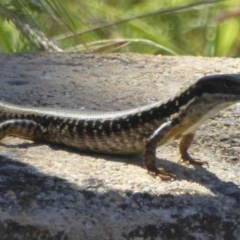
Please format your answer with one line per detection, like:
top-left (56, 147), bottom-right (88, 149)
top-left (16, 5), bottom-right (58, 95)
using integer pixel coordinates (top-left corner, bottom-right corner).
top-left (33, 124), bottom-right (41, 136)
top-left (169, 86), bottom-right (199, 113)
top-left (92, 120), bottom-right (104, 135)
top-left (138, 111), bottom-right (152, 123)
top-left (29, 114), bottom-right (42, 122)
top-left (67, 119), bottom-right (77, 135)
top-left (120, 116), bottom-right (132, 131)
top-left (14, 113), bottom-right (20, 119)
top-left (40, 115), bottom-right (56, 128)
top-left (75, 120), bottom-right (86, 136)
top-left (114, 114), bottom-right (146, 133)
top-left (128, 114), bottom-right (141, 128)
top-left (51, 118), bottom-right (70, 132)
top-left (102, 120), bottom-right (112, 136)
top-left (81, 119), bottom-right (110, 136)
top-left (176, 93), bottom-right (188, 107)
top-left (158, 100), bottom-right (178, 117)
top-left (84, 120), bottom-right (98, 135)
top-left (152, 107), bottom-right (162, 119)
top-left (112, 118), bottom-right (126, 133)
top-left (25, 114), bottom-right (39, 123)
top-left (95, 121), bottom-right (104, 135)
top-left (20, 114), bottom-right (26, 119)
top-left (122, 107), bottom-right (162, 131)
top-left (0, 113), bottom-right (7, 121)
top-left (20, 120), bottom-right (27, 128)
top-left (24, 114), bottom-right (31, 119)
top-left (32, 115), bottom-right (45, 124)
top-left (26, 121), bottom-right (35, 133)
top-left (13, 120), bottom-right (20, 127)
top-left (58, 121), bottom-right (67, 132)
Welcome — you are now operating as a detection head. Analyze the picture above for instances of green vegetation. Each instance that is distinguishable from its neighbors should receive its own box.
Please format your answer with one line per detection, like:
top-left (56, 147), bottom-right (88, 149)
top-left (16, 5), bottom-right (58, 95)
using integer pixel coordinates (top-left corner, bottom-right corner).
top-left (0, 0), bottom-right (239, 56)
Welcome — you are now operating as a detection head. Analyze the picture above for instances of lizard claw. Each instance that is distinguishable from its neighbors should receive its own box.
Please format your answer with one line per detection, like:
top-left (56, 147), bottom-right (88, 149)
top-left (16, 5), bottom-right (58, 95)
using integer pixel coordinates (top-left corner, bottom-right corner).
top-left (180, 151), bottom-right (209, 167)
top-left (147, 166), bottom-right (176, 180)
top-left (155, 167), bottom-right (176, 180)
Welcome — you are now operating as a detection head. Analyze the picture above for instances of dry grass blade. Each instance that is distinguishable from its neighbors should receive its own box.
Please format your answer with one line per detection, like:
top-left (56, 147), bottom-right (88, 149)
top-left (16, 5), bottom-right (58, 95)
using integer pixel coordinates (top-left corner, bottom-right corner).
top-left (56, 0), bottom-right (223, 41)
top-left (66, 38), bottom-right (178, 55)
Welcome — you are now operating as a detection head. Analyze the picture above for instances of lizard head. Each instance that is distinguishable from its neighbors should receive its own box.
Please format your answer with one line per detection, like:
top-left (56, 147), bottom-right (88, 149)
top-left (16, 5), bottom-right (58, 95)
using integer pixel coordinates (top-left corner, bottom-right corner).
top-left (195, 74), bottom-right (240, 99)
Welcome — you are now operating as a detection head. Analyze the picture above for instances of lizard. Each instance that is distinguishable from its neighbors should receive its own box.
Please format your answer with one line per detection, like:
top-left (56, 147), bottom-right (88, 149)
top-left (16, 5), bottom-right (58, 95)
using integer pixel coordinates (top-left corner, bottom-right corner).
top-left (1, 74), bottom-right (240, 180)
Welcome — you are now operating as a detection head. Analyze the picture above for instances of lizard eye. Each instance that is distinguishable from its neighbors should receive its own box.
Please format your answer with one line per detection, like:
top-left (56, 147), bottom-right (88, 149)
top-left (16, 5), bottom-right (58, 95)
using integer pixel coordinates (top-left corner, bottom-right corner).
top-left (224, 80), bottom-right (234, 88)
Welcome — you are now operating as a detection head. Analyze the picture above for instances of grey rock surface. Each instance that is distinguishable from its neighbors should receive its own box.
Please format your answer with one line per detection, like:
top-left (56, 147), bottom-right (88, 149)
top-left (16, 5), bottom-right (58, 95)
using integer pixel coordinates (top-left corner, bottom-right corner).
top-left (0, 53), bottom-right (240, 239)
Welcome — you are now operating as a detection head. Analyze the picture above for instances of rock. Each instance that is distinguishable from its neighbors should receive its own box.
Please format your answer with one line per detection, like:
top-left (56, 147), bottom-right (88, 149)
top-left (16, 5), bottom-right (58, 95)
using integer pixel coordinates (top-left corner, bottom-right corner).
top-left (0, 53), bottom-right (240, 239)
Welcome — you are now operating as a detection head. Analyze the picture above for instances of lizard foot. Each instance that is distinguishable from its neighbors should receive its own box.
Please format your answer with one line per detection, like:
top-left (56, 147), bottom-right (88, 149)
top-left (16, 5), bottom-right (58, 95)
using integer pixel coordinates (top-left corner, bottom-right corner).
top-left (147, 165), bottom-right (176, 180)
top-left (156, 167), bottom-right (176, 180)
top-left (180, 151), bottom-right (209, 167)
top-left (144, 136), bottom-right (176, 180)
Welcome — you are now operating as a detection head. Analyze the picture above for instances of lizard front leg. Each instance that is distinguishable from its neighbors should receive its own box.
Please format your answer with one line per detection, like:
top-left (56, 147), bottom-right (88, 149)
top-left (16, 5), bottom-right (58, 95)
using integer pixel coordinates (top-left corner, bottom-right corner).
top-left (179, 133), bottom-right (208, 166)
top-left (144, 121), bottom-right (176, 180)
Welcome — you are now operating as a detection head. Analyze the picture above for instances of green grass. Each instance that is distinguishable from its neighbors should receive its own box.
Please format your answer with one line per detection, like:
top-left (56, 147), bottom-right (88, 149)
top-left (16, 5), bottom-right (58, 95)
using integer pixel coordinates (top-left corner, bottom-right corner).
top-left (0, 0), bottom-right (240, 56)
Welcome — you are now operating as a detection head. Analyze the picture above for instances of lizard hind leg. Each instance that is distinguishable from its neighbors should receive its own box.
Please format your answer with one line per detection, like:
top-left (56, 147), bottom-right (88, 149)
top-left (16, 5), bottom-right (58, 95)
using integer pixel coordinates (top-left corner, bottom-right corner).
top-left (0, 119), bottom-right (44, 141)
